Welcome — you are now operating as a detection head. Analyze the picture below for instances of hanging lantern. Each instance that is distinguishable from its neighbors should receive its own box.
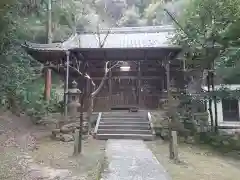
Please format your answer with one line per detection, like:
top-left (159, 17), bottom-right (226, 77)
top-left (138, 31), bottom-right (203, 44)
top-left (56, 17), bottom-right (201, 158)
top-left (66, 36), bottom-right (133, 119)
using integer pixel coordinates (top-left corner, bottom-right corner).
top-left (120, 61), bottom-right (130, 71)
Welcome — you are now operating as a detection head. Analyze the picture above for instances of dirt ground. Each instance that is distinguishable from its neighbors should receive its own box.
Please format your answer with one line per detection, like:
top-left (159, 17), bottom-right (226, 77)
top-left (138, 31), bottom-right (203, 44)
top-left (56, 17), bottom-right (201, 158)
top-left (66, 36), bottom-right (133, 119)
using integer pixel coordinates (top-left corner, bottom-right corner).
top-left (28, 137), bottom-right (106, 180)
top-left (147, 140), bottom-right (240, 180)
top-left (0, 111), bottom-right (106, 180)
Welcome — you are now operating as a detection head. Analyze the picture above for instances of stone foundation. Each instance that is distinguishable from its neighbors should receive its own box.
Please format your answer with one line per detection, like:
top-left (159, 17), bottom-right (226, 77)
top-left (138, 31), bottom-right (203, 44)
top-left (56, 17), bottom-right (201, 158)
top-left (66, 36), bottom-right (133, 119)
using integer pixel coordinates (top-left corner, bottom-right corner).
top-left (51, 120), bottom-right (89, 142)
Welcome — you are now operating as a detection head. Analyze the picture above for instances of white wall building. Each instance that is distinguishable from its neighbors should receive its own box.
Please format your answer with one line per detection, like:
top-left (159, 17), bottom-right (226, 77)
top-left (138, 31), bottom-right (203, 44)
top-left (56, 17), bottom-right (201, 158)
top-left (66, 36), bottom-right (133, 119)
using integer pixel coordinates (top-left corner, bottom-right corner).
top-left (202, 84), bottom-right (240, 132)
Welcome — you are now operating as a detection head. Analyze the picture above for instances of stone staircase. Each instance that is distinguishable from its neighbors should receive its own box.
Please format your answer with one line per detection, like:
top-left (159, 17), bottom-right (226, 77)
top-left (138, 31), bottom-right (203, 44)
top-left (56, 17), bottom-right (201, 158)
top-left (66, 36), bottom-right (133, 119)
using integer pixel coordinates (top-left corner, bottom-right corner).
top-left (94, 111), bottom-right (155, 141)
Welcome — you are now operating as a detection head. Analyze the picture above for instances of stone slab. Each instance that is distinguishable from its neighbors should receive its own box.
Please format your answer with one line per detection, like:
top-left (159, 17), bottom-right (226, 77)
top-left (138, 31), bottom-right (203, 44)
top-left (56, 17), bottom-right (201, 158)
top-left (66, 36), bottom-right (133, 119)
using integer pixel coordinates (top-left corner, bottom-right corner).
top-left (101, 140), bottom-right (171, 180)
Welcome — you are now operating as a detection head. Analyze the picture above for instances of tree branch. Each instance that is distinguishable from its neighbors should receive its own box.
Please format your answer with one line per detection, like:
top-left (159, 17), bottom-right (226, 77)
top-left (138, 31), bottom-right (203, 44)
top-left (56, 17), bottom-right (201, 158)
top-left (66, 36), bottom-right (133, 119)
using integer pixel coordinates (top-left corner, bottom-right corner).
top-left (95, 24), bottom-right (111, 48)
top-left (91, 61), bottom-right (120, 97)
top-left (44, 64), bottom-right (94, 84)
top-left (101, 30), bottom-right (110, 48)
top-left (164, 9), bottom-right (205, 47)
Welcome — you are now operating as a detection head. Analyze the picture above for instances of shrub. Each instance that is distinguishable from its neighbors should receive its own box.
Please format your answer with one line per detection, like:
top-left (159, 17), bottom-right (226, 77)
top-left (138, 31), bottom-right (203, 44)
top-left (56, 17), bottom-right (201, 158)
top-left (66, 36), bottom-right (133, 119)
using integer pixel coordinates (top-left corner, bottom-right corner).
top-left (195, 131), bottom-right (240, 152)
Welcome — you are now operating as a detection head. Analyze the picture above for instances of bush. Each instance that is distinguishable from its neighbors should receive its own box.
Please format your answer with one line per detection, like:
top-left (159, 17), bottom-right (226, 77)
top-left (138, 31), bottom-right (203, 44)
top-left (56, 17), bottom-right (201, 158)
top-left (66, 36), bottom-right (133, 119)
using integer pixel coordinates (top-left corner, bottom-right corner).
top-left (0, 73), bottom-right (62, 123)
top-left (21, 82), bottom-right (62, 123)
top-left (195, 131), bottom-right (240, 152)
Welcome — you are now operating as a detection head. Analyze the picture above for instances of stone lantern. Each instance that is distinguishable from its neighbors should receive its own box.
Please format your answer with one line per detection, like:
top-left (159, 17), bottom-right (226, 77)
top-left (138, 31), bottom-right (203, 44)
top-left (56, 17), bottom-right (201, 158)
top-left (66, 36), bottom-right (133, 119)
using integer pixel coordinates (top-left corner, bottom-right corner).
top-left (68, 80), bottom-right (82, 118)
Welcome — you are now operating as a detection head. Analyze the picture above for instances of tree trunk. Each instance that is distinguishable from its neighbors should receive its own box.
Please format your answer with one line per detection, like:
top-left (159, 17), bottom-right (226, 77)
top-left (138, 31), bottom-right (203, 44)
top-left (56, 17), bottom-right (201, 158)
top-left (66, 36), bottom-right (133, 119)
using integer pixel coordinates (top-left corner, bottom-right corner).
top-left (87, 96), bottom-right (94, 135)
top-left (165, 61), bottom-right (175, 159)
top-left (86, 62), bottom-right (109, 134)
top-left (211, 72), bottom-right (218, 133)
top-left (207, 72), bottom-right (214, 131)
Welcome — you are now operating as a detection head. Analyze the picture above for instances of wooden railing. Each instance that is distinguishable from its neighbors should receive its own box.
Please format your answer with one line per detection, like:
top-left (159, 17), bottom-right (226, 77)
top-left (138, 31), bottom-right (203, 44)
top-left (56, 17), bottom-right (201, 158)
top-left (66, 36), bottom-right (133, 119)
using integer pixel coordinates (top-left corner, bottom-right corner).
top-left (93, 112), bottom-right (102, 137)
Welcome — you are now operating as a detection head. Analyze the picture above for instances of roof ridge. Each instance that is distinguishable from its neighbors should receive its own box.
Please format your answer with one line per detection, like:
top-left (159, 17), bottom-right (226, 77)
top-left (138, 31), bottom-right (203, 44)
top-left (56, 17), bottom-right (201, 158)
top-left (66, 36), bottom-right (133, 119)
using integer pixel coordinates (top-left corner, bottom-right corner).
top-left (79, 25), bottom-right (175, 34)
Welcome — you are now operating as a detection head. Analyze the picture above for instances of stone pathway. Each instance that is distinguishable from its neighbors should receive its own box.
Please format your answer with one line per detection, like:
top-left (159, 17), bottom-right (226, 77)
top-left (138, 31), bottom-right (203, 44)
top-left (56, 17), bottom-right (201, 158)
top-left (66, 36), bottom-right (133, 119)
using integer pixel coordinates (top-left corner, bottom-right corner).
top-left (101, 140), bottom-right (171, 180)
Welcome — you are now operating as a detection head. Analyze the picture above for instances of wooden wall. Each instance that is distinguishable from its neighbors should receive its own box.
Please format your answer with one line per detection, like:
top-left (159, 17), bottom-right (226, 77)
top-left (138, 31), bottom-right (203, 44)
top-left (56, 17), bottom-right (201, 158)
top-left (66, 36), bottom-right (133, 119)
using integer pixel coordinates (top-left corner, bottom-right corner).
top-left (77, 60), bottom-right (184, 111)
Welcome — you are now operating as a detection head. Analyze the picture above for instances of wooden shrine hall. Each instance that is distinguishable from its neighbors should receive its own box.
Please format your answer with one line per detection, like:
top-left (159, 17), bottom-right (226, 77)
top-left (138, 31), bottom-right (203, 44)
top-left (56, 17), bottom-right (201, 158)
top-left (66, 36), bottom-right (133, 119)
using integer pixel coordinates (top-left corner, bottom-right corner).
top-left (23, 25), bottom-right (183, 111)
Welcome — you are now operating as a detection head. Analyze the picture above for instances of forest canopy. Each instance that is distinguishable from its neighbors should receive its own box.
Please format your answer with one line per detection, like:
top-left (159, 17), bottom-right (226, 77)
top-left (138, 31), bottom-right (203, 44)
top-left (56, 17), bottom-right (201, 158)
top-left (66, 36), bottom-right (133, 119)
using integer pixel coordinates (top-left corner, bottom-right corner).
top-left (173, 0), bottom-right (240, 84)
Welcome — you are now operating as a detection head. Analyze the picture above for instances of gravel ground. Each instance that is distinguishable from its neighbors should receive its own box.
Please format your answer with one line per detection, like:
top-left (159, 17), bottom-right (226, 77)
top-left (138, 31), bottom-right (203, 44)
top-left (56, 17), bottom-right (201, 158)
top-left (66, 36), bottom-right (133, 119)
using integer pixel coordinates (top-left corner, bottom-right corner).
top-left (147, 140), bottom-right (240, 180)
top-left (0, 111), bottom-right (106, 180)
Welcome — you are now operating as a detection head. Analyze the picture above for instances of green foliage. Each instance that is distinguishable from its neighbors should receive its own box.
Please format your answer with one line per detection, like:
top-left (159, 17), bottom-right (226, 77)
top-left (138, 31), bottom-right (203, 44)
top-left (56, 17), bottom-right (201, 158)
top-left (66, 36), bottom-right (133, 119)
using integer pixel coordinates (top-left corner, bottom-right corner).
top-left (144, 1), bottom-right (163, 25)
top-left (195, 131), bottom-right (240, 153)
top-left (174, 0), bottom-right (240, 83)
top-left (129, 0), bottom-right (151, 15)
top-left (22, 85), bottom-right (62, 122)
top-left (178, 94), bottom-right (240, 153)
top-left (0, 0), bottom-right (83, 121)
top-left (93, 0), bottom-right (182, 27)
top-left (117, 6), bottom-right (143, 27)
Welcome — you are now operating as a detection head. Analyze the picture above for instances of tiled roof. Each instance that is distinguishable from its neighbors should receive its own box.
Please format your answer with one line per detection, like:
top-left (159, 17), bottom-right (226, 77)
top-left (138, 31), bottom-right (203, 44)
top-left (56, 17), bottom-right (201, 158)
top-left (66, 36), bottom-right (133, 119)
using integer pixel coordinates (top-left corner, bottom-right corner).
top-left (79, 31), bottom-right (173, 48)
top-left (24, 25), bottom-right (176, 51)
top-left (24, 34), bottom-right (80, 51)
top-left (79, 25), bottom-right (175, 48)
top-left (80, 25), bottom-right (174, 34)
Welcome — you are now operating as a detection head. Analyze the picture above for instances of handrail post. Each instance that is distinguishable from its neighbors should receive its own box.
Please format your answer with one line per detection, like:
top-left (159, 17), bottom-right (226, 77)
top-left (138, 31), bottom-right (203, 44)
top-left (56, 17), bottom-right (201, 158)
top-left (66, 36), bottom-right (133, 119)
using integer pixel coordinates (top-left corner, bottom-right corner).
top-left (148, 112), bottom-right (156, 139)
top-left (93, 112), bottom-right (102, 138)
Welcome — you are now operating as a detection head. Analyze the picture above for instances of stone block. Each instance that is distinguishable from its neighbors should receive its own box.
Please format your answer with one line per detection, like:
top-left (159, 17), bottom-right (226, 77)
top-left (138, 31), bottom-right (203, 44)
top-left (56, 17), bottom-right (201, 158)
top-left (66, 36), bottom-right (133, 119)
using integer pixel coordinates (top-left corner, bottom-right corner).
top-left (60, 134), bottom-right (74, 142)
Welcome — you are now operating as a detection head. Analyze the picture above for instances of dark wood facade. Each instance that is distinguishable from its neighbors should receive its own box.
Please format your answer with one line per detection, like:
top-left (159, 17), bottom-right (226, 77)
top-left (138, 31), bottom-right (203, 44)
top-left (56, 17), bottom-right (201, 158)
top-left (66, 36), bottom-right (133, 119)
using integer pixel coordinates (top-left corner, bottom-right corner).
top-left (85, 59), bottom-right (184, 111)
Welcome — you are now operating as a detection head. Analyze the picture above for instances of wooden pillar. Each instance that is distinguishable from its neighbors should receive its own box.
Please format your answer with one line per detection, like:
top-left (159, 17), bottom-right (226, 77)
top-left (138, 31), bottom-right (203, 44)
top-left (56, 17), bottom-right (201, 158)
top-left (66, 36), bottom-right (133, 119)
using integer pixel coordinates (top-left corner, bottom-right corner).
top-left (64, 51), bottom-right (70, 118)
top-left (44, 0), bottom-right (52, 101)
top-left (109, 61), bottom-right (112, 109)
top-left (44, 68), bottom-right (51, 100)
top-left (161, 76), bottom-right (165, 92)
top-left (171, 131), bottom-right (179, 162)
top-left (138, 61), bottom-right (141, 106)
top-left (166, 61), bottom-right (171, 104)
top-left (165, 60), bottom-right (174, 159)
top-left (74, 130), bottom-right (80, 155)
top-left (85, 78), bottom-right (90, 110)
top-left (162, 65), bottom-right (167, 92)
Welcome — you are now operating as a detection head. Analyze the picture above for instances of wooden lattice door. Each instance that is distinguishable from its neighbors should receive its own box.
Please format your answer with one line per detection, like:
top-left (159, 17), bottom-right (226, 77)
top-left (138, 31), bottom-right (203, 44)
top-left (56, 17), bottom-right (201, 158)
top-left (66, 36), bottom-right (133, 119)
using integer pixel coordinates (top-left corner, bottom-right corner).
top-left (111, 78), bottom-right (138, 107)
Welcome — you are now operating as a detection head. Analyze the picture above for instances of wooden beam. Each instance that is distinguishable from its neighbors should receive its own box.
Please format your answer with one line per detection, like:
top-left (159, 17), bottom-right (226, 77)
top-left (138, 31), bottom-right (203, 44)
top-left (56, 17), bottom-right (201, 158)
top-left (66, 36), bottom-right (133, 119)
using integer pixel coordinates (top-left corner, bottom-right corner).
top-left (77, 57), bottom-right (172, 62)
top-left (92, 76), bottom-right (163, 80)
top-left (88, 66), bottom-right (181, 73)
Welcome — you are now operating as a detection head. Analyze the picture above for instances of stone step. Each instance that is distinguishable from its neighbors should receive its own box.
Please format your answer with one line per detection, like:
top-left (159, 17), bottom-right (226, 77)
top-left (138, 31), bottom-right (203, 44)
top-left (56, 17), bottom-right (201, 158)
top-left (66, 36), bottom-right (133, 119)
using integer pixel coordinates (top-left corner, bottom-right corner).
top-left (99, 121), bottom-right (150, 126)
top-left (97, 129), bottom-right (152, 135)
top-left (102, 116), bottom-right (146, 119)
top-left (95, 111), bottom-right (154, 141)
top-left (101, 117), bottom-right (147, 121)
top-left (101, 119), bottom-right (148, 123)
top-left (98, 124), bottom-right (151, 130)
top-left (103, 113), bottom-right (146, 117)
top-left (96, 133), bottom-right (154, 141)
top-left (104, 111), bottom-right (145, 114)
top-left (103, 112), bottom-right (145, 115)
